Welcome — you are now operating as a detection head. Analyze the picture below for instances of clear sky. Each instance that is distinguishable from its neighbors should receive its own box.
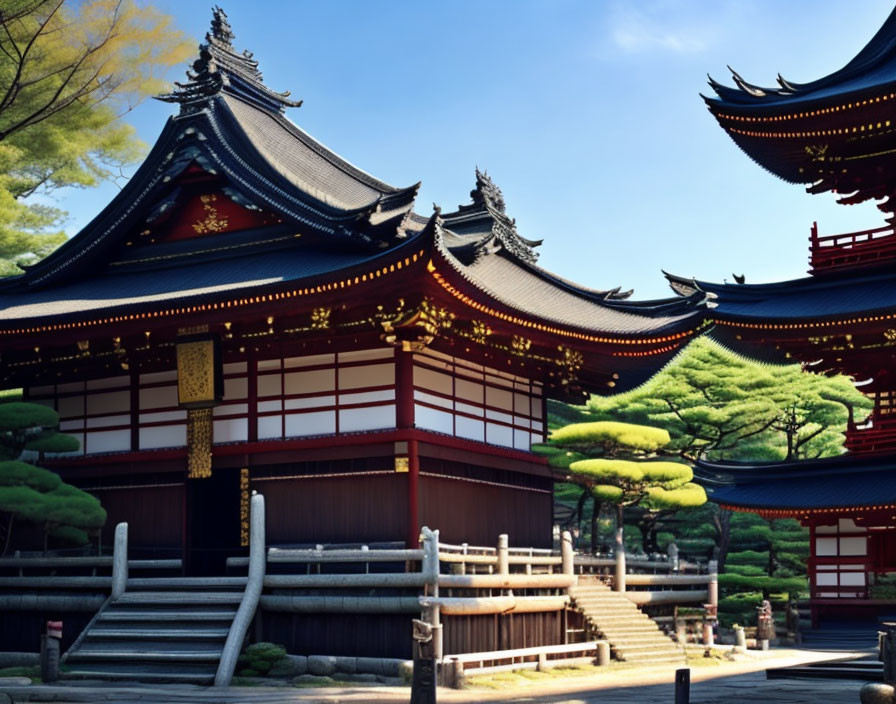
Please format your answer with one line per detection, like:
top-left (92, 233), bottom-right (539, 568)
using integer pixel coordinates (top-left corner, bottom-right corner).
top-left (57, 0), bottom-right (896, 299)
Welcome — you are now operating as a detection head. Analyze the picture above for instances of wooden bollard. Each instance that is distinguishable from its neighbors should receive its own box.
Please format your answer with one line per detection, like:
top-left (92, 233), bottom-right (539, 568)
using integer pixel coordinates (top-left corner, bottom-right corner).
top-left (675, 667), bottom-right (690, 704)
top-left (596, 641), bottom-right (610, 667)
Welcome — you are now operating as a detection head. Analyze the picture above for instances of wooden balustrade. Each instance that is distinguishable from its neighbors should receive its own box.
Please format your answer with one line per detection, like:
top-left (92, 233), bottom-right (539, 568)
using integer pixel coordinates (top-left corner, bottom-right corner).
top-left (809, 221), bottom-right (896, 275)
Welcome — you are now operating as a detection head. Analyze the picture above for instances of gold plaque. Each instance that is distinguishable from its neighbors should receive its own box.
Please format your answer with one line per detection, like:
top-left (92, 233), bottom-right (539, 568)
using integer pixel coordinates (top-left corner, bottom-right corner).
top-left (394, 456), bottom-right (409, 473)
top-left (177, 339), bottom-right (217, 407)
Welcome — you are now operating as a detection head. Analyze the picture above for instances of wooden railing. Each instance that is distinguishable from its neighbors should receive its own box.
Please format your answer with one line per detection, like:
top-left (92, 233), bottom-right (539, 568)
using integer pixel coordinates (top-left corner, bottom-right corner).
top-left (845, 417), bottom-right (896, 455)
top-left (809, 221), bottom-right (896, 275)
top-left (442, 641), bottom-right (610, 687)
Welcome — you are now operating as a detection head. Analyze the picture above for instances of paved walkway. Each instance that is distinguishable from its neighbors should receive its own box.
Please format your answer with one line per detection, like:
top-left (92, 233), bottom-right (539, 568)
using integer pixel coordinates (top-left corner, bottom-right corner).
top-left (0, 648), bottom-right (875, 703)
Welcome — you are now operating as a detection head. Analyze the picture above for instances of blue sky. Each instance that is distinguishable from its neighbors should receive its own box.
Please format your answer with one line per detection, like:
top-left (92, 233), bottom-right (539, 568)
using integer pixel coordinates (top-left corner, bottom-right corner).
top-left (59, 0), bottom-right (896, 299)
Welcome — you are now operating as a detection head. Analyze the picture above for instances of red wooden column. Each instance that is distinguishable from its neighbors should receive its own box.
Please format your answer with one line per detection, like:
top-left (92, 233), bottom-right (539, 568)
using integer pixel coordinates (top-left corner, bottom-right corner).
top-left (396, 349), bottom-right (420, 547)
top-left (407, 439), bottom-right (421, 548)
top-left (807, 518), bottom-right (818, 628)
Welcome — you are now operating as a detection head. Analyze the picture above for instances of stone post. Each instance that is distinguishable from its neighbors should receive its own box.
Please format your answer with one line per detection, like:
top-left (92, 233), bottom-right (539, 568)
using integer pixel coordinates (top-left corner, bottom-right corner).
top-left (561, 530), bottom-right (574, 577)
top-left (111, 522), bottom-right (128, 600)
top-left (497, 534), bottom-right (509, 575)
top-left (614, 506), bottom-right (626, 592)
top-left (596, 641), bottom-right (610, 667)
top-left (708, 560), bottom-right (719, 612)
top-left (667, 542), bottom-right (679, 572)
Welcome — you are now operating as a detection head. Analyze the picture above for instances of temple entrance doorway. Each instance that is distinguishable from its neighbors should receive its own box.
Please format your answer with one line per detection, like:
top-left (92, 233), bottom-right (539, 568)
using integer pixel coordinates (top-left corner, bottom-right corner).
top-left (184, 467), bottom-right (242, 576)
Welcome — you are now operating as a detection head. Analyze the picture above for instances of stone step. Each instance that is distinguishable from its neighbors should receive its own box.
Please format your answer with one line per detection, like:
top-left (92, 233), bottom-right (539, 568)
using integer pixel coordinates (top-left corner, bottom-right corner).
top-left (86, 627), bottom-right (230, 640)
top-left (99, 609), bottom-right (236, 622)
top-left (615, 644), bottom-right (685, 656)
top-left (126, 577), bottom-right (247, 590)
top-left (114, 591), bottom-right (243, 605)
top-left (573, 600), bottom-right (642, 608)
top-left (67, 647), bottom-right (223, 662)
top-left (62, 663), bottom-right (216, 684)
top-left (590, 622), bottom-right (661, 632)
top-left (585, 610), bottom-right (659, 628)
top-left (604, 633), bottom-right (673, 644)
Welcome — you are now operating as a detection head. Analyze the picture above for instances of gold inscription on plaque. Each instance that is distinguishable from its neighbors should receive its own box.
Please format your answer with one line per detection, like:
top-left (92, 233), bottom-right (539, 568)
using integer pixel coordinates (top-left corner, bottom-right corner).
top-left (394, 456), bottom-right (409, 473)
top-left (240, 468), bottom-right (250, 546)
top-left (176, 339), bottom-right (216, 406)
top-left (186, 407), bottom-right (213, 479)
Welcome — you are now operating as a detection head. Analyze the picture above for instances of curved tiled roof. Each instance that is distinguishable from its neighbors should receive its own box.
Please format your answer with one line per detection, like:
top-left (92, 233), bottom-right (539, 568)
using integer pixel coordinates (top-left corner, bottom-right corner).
top-left (438, 231), bottom-right (704, 336)
top-left (665, 269), bottom-right (896, 322)
top-left (222, 96), bottom-right (403, 211)
top-left (696, 455), bottom-right (896, 511)
top-left (705, 7), bottom-right (896, 109)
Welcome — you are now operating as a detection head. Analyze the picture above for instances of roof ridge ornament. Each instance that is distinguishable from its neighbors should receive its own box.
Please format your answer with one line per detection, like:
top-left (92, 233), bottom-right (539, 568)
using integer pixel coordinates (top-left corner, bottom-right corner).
top-left (456, 168), bottom-right (542, 264)
top-left (158, 6), bottom-right (302, 114)
top-left (472, 167), bottom-right (507, 213)
top-left (209, 6), bottom-right (235, 48)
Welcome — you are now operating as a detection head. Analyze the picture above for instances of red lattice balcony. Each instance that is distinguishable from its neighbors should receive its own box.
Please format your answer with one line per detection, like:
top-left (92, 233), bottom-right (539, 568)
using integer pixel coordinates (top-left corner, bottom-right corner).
top-left (809, 222), bottom-right (896, 275)
top-left (846, 399), bottom-right (896, 454)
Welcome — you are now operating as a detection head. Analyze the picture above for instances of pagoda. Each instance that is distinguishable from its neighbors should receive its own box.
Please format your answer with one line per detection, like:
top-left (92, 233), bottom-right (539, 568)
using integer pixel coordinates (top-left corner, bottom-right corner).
top-left (670, 6), bottom-right (896, 624)
top-left (0, 9), bottom-right (707, 573)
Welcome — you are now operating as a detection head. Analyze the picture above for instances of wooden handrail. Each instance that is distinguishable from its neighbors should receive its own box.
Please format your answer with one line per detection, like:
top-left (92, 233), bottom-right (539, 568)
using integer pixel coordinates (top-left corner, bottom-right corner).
top-left (809, 222), bottom-right (896, 274)
top-left (812, 224), bottom-right (893, 248)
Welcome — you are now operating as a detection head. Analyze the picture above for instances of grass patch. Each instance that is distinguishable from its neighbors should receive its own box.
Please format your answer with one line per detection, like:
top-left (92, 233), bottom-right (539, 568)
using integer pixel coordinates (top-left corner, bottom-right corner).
top-left (686, 649), bottom-right (728, 667)
top-left (0, 665), bottom-right (38, 679)
top-left (464, 662), bottom-right (641, 689)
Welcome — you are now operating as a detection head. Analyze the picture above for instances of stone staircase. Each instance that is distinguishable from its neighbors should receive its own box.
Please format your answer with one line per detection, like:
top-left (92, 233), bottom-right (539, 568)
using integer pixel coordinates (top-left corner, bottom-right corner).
top-left (62, 577), bottom-right (247, 683)
top-left (569, 578), bottom-right (686, 666)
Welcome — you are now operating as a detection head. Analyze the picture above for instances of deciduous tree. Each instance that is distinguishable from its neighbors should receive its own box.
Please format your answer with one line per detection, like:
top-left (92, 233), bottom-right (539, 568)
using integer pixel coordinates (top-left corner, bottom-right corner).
top-left (0, 0), bottom-right (193, 275)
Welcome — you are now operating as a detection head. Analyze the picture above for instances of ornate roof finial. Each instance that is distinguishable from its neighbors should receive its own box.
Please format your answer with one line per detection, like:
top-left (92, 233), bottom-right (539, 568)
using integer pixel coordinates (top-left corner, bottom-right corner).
top-left (209, 6), bottom-right (235, 48)
top-left (158, 6), bottom-right (301, 114)
top-left (471, 167), bottom-right (506, 213)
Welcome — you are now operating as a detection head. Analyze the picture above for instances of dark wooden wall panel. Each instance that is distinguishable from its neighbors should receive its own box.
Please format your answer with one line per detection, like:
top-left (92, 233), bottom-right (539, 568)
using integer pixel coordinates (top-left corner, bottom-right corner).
top-left (442, 612), bottom-right (564, 655)
top-left (260, 612), bottom-right (412, 659)
top-left (260, 474), bottom-right (408, 545)
top-left (90, 485), bottom-right (183, 549)
top-left (419, 476), bottom-right (551, 548)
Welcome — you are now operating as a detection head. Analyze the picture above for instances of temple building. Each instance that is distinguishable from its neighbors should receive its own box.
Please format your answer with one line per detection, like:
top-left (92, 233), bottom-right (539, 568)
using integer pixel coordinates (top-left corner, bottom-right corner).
top-left (0, 9), bottom-right (706, 572)
top-left (670, 6), bottom-right (896, 624)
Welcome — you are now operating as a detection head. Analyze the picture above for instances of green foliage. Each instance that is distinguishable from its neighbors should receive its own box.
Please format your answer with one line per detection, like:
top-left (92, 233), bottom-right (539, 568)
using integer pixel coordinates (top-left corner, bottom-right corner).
top-left (718, 572), bottom-right (807, 598)
top-left (730, 525), bottom-right (774, 545)
top-left (25, 434), bottom-right (80, 454)
top-left (724, 564), bottom-right (766, 577)
top-left (578, 337), bottom-right (870, 462)
top-left (550, 421), bottom-right (670, 454)
top-left (548, 417), bottom-right (704, 555)
top-left (0, 403), bottom-right (58, 431)
top-left (567, 457), bottom-right (703, 511)
top-left (0, 0), bottom-right (192, 275)
top-left (0, 460), bottom-right (61, 492)
top-left (776, 541), bottom-right (810, 554)
top-left (718, 592), bottom-right (762, 612)
top-left (726, 550), bottom-right (769, 565)
top-left (237, 642), bottom-right (287, 677)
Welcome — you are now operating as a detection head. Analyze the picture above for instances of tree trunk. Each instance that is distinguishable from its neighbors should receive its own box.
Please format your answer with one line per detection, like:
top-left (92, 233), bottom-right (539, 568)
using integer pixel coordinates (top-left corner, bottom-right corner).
top-left (2, 514), bottom-right (13, 557)
top-left (590, 496), bottom-right (600, 555)
top-left (614, 504), bottom-right (626, 592)
top-left (715, 508), bottom-right (732, 571)
top-left (575, 489), bottom-right (588, 537)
